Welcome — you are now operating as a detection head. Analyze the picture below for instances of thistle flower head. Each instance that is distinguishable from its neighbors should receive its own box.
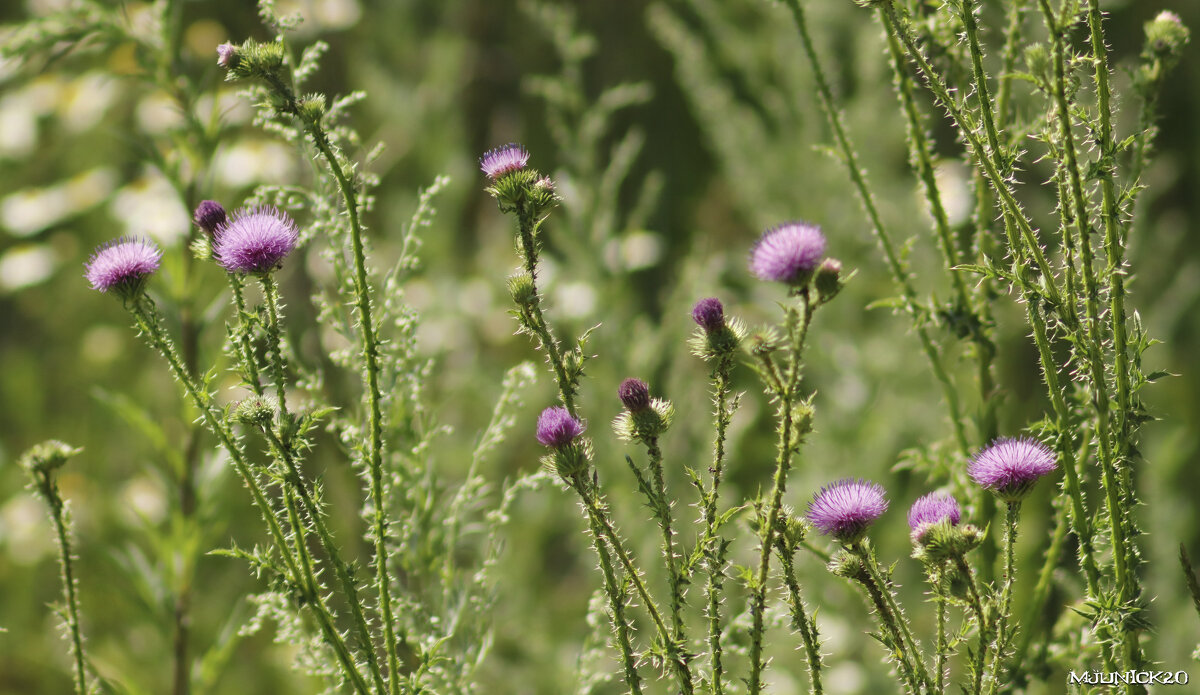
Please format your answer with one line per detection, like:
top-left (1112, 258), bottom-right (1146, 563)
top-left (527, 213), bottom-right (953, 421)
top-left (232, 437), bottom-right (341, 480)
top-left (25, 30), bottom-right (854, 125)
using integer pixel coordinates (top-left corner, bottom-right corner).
top-left (217, 42), bottom-right (239, 69)
top-left (536, 406), bottom-right (584, 448)
top-left (750, 221), bottom-right (826, 285)
top-left (1146, 11), bottom-right (1189, 59)
top-left (194, 200), bottom-right (227, 236)
top-left (213, 206), bottom-right (299, 274)
top-left (907, 492), bottom-right (962, 542)
top-left (806, 478), bottom-right (888, 544)
top-left (480, 143), bottom-right (530, 180)
top-left (85, 236), bottom-right (162, 295)
top-left (968, 437), bottom-right (1058, 501)
top-left (691, 297), bottom-right (725, 332)
top-left (617, 378), bottom-right (651, 413)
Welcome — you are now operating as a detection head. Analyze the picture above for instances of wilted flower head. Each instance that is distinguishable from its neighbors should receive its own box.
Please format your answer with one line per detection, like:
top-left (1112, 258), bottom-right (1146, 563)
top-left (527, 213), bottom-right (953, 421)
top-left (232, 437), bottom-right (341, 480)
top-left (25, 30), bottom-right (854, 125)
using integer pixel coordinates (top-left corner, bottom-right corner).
top-left (806, 478), bottom-right (888, 544)
top-left (691, 297), bottom-right (725, 332)
top-left (907, 492), bottom-right (962, 541)
top-left (85, 236), bottom-right (162, 295)
top-left (536, 406), bottom-right (584, 448)
top-left (617, 378), bottom-right (651, 413)
top-left (194, 200), bottom-right (227, 236)
top-left (969, 437), bottom-right (1058, 501)
top-left (750, 221), bottom-right (826, 284)
top-left (480, 143), bottom-right (530, 180)
top-left (213, 206), bottom-right (299, 274)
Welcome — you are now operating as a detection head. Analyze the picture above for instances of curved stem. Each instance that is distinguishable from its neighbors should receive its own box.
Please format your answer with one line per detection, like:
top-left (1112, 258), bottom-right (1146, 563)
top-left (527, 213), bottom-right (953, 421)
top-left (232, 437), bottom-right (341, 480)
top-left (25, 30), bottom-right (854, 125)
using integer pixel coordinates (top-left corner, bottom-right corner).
top-left (785, 0), bottom-right (972, 457)
top-left (127, 298), bottom-right (372, 695)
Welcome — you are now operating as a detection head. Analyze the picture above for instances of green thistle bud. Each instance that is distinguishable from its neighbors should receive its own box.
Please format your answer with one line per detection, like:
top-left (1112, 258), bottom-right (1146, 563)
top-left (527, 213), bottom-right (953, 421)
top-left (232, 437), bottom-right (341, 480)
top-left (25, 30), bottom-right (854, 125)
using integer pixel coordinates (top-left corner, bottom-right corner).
top-left (234, 395), bottom-right (278, 426)
top-left (813, 258), bottom-right (844, 305)
top-left (828, 548), bottom-right (867, 580)
top-left (507, 273), bottom-right (537, 307)
top-left (220, 39), bottom-right (285, 81)
top-left (1145, 11), bottom-right (1189, 63)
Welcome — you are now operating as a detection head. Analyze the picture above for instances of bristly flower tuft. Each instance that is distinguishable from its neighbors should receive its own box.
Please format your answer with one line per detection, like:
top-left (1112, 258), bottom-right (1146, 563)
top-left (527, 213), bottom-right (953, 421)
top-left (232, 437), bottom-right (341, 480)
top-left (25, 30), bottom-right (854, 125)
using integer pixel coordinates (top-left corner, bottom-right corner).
top-left (750, 221), bottom-right (826, 285)
top-left (216, 42), bottom-right (239, 69)
top-left (806, 478), bottom-right (888, 544)
top-left (968, 436), bottom-right (1058, 501)
top-left (194, 200), bottom-right (227, 236)
top-left (213, 206), bottom-right (299, 274)
top-left (536, 406), bottom-right (584, 448)
top-left (692, 297), bottom-right (725, 333)
top-left (617, 378), bottom-right (651, 413)
top-left (480, 143), bottom-right (531, 180)
top-left (907, 492), bottom-right (961, 542)
top-left (85, 236), bottom-right (162, 296)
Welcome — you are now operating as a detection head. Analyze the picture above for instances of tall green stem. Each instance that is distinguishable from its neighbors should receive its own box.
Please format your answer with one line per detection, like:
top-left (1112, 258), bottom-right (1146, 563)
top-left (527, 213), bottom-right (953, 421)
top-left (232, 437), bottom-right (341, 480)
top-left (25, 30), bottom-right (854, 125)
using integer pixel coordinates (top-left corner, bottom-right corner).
top-left (785, 0), bottom-right (971, 457)
top-left (701, 356), bottom-right (734, 695)
top-left (31, 470), bottom-right (88, 695)
top-left (646, 437), bottom-right (687, 645)
top-left (267, 72), bottom-right (401, 694)
top-left (127, 297), bottom-right (372, 695)
top-left (985, 501), bottom-right (1020, 695)
top-left (776, 543), bottom-right (823, 695)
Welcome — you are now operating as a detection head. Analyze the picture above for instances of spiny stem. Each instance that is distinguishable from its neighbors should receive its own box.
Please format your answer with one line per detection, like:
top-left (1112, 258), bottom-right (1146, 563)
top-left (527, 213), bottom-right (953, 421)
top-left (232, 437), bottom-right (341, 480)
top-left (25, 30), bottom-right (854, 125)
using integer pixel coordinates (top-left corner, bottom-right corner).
top-left (1037, 3), bottom-right (1141, 680)
top-left (985, 501), bottom-right (1020, 695)
top-left (850, 545), bottom-right (925, 694)
top-left (261, 426), bottom-right (390, 694)
top-left (34, 473), bottom-right (88, 695)
top-left (785, 0), bottom-right (971, 457)
top-left (229, 274), bottom-right (264, 395)
top-left (515, 204), bottom-right (577, 416)
top-left (776, 542), bottom-right (823, 695)
top-left (127, 297), bottom-right (372, 695)
top-left (585, 500), bottom-right (644, 695)
top-left (747, 294), bottom-right (814, 695)
top-left (1009, 493), bottom-right (1069, 674)
top-left (933, 574), bottom-right (947, 695)
top-left (646, 437), bottom-right (687, 645)
top-left (259, 276), bottom-right (290, 421)
top-left (1085, 0), bottom-right (1140, 603)
top-left (702, 356), bottom-right (734, 695)
top-left (880, 4), bottom-right (1064, 313)
top-left (571, 474), bottom-right (692, 693)
top-left (262, 69), bottom-right (401, 693)
top-left (860, 546), bottom-right (931, 692)
top-left (953, 554), bottom-right (989, 695)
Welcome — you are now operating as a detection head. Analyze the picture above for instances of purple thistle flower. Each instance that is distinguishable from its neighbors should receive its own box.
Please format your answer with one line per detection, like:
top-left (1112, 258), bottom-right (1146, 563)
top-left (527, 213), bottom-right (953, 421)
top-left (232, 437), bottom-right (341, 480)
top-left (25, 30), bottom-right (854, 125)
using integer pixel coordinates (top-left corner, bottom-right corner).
top-left (217, 42), bottom-right (238, 69)
top-left (480, 143), bottom-right (530, 179)
top-left (907, 492), bottom-right (962, 541)
top-left (968, 437), bottom-right (1058, 501)
top-left (617, 378), bottom-right (651, 413)
top-left (806, 478), bottom-right (888, 543)
top-left (84, 237), bottom-right (162, 294)
top-left (536, 406), bottom-right (584, 448)
top-left (691, 297), bottom-right (725, 333)
top-left (194, 200), bottom-right (227, 236)
top-left (213, 206), bottom-right (299, 274)
top-left (750, 221), bottom-right (826, 284)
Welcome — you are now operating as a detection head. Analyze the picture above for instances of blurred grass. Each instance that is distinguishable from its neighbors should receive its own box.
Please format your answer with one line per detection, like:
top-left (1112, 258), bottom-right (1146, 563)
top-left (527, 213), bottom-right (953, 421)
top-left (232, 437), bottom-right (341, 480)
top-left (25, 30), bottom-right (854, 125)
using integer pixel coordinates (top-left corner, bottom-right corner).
top-left (0, 0), bottom-right (1197, 693)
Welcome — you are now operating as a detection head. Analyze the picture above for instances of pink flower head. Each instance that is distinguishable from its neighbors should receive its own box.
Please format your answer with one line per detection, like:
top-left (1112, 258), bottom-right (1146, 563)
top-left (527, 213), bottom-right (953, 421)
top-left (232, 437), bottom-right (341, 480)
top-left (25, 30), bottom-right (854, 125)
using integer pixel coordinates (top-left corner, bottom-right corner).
top-left (85, 237), bottom-right (162, 295)
top-left (750, 221), bottom-right (826, 284)
top-left (480, 143), bottom-right (530, 179)
top-left (213, 206), bottom-right (299, 274)
top-left (968, 437), bottom-right (1058, 501)
top-left (806, 478), bottom-right (888, 543)
top-left (536, 406), bottom-right (584, 448)
top-left (907, 492), bottom-right (962, 541)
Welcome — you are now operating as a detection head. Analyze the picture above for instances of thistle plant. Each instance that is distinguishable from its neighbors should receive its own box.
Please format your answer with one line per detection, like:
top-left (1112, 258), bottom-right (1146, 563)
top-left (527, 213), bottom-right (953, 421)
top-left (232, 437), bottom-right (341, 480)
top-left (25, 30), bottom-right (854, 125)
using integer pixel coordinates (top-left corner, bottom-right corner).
top-left (5, 0), bottom-right (1197, 693)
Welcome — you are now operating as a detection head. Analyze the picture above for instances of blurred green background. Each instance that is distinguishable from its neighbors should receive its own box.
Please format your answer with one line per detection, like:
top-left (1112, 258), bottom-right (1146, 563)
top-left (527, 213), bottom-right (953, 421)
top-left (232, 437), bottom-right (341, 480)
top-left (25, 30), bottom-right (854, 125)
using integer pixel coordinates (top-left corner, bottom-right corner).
top-left (0, 0), bottom-right (1197, 693)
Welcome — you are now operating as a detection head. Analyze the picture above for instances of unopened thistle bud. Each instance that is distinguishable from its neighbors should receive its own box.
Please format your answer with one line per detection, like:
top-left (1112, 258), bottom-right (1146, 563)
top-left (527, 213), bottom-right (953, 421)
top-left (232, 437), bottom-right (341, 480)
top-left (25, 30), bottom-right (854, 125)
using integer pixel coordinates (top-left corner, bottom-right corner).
top-left (194, 200), bottom-right (227, 236)
top-left (233, 395), bottom-right (278, 426)
top-left (813, 258), bottom-right (844, 304)
top-left (1146, 11), bottom-right (1189, 62)
top-left (617, 378), bottom-right (651, 413)
top-left (218, 39), bottom-right (284, 80)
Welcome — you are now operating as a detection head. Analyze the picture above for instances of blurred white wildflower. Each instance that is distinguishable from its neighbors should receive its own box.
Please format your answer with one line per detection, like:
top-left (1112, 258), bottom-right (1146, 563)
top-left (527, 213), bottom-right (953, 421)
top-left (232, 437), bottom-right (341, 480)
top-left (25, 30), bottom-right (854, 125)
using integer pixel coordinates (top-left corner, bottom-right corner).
top-left (213, 139), bottom-right (297, 187)
top-left (109, 170), bottom-right (190, 244)
top-left (0, 244), bottom-right (57, 292)
top-left (120, 476), bottom-right (168, 525)
top-left (0, 494), bottom-right (53, 566)
top-left (1, 167), bottom-right (116, 237)
top-left (932, 160), bottom-right (972, 228)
